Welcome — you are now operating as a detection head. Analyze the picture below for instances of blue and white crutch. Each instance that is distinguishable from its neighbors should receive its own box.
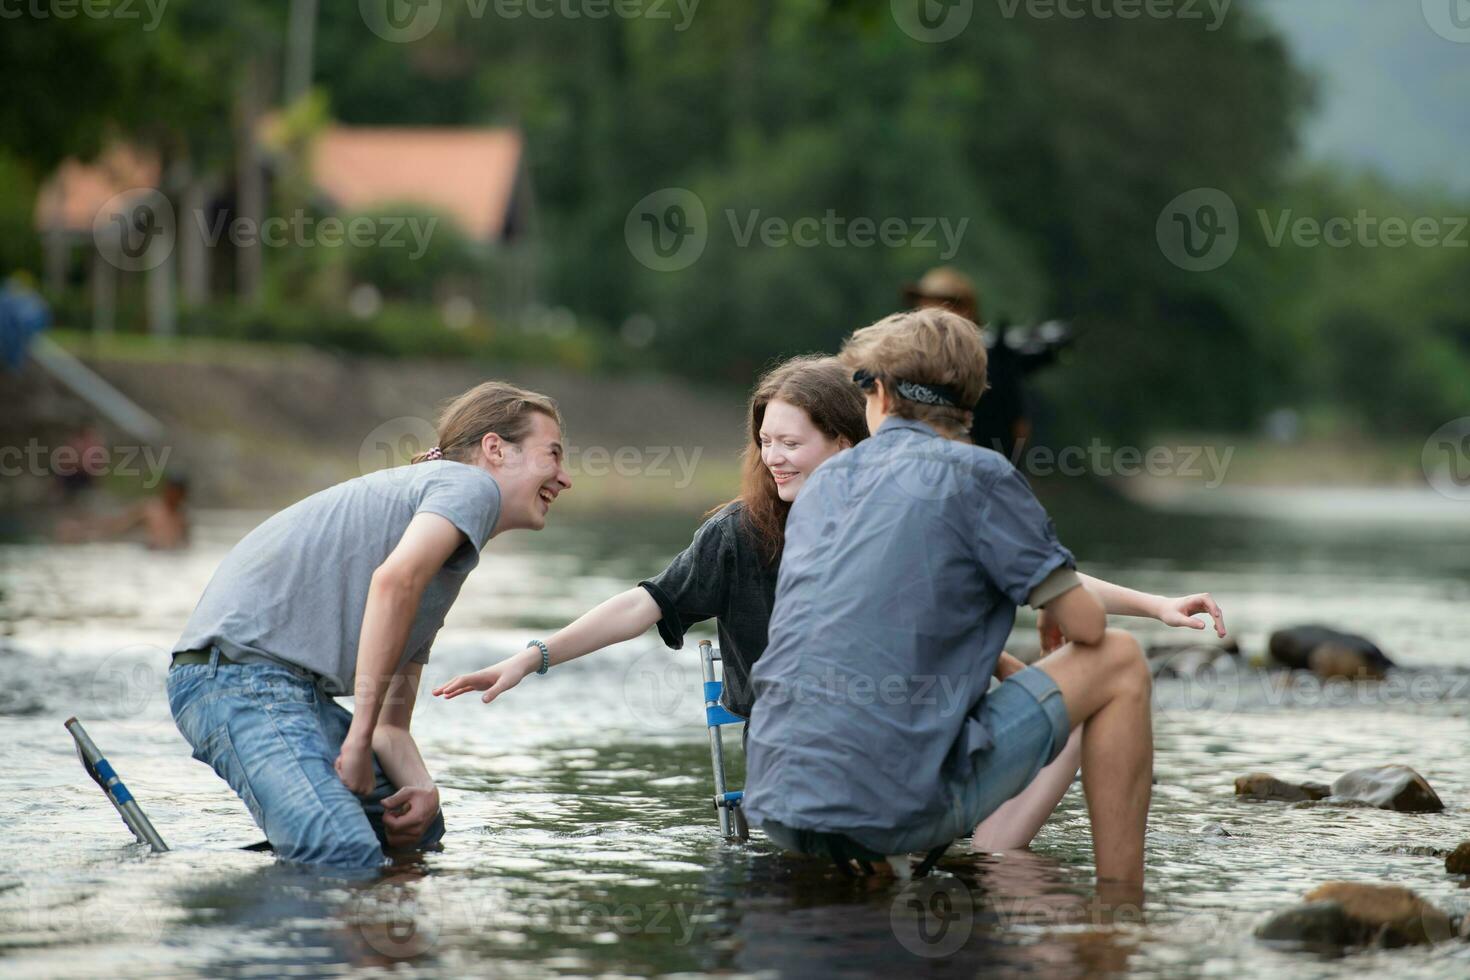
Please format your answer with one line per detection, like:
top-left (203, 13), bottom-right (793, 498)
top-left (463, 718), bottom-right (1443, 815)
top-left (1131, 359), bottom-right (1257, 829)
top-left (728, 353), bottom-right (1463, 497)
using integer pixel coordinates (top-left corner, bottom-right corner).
top-left (64, 716), bottom-right (168, 853)
top-left (698, 640), bottom-right (749, 840)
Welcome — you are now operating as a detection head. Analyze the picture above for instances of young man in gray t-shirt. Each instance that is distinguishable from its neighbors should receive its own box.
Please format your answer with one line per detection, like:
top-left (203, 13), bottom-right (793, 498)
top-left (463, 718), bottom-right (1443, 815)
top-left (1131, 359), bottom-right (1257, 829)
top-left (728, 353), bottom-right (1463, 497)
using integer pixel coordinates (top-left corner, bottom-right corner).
top-left (168, 383), bottom-right (571, 869)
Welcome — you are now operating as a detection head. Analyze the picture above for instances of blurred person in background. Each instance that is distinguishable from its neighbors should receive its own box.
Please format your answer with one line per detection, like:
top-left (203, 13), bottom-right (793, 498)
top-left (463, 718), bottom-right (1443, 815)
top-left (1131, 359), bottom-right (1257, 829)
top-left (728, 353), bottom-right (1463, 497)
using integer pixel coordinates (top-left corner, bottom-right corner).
top-left (904, 267), bottom-right (1073, 461)
top-left (55, 471), bottom-right (192, 551)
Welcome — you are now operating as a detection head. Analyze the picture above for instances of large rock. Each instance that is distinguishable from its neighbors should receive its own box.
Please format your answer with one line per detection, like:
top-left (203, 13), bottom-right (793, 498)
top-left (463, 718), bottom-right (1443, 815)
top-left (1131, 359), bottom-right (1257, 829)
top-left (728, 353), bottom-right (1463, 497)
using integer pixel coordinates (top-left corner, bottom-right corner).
top-left (1446, 842), bottom-right (1470, 876)
top-left (1234, 773), bottom-right (1331, 803)
top-left (1268, 625), bottom-right (1394, 679)
top-left (1257, 882), bottom-right (1456, 950)
top-left (1330, 766), bottom-right (1444, 813)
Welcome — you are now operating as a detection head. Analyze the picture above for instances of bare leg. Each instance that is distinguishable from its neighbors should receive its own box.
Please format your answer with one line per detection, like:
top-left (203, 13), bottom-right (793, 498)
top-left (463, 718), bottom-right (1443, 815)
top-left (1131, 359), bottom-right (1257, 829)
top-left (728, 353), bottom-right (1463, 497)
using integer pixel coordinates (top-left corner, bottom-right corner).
top-left (1032, 628), bottom-right (1152, 885)
top-left (972, 726), bottom-right (1082, 851)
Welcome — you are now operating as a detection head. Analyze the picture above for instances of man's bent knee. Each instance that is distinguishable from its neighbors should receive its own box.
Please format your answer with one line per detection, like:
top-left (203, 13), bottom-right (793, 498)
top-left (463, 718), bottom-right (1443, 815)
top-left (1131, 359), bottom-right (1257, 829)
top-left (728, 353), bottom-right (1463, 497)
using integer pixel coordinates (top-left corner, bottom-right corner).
top-left (1100, 628), bottom-right (1151, 698)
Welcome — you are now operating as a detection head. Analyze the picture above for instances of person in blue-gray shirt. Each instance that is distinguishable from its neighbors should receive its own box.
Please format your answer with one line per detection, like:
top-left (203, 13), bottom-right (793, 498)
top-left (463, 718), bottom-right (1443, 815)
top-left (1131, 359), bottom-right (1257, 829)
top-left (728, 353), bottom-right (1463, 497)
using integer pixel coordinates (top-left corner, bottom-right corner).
top-left (744, 308), bottom-right (1224, 888)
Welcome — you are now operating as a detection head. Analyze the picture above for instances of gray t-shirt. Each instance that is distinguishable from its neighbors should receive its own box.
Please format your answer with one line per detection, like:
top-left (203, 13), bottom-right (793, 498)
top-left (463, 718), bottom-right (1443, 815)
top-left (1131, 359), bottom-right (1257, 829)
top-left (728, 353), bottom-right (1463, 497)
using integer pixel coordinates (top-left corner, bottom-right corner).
top-left (743, 417), bottom-right (1075, 848)
top-left (174, 460), bottom-right (501, 695)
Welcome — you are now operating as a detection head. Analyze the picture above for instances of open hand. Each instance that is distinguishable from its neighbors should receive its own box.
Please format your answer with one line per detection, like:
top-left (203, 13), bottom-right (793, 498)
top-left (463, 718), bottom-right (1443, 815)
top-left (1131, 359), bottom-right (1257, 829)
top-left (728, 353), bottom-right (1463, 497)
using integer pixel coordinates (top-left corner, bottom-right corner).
top-left (432, 651), bottom-right (533, 704)
top-left (1156, 593), bottom-right (1227, 637)
top-left (381, 784), bottom-right (440, 849)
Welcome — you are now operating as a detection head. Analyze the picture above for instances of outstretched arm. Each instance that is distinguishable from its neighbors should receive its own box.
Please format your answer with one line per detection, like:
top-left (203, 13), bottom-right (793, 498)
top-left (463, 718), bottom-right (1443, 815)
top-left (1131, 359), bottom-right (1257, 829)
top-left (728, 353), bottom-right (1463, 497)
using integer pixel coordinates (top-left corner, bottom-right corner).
top-left (1077, 572), bottom-right (1226, 636)
top-left (433, 586), bottom-right (662, 703)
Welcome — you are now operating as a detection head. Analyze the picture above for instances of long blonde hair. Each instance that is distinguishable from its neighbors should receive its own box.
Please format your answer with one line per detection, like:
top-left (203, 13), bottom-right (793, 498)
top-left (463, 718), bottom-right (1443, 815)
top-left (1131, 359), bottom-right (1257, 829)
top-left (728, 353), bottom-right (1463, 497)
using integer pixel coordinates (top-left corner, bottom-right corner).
top-left (412, 381), bottom-right (563, 463)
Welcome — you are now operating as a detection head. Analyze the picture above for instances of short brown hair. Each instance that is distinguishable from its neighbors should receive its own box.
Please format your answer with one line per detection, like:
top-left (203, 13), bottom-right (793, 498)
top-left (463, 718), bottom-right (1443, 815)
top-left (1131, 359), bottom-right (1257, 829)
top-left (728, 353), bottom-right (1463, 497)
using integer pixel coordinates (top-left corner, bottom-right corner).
top-left (839, 307), bottom-right (988, 438)
top-left (412, 381), bottom-right (563, 463)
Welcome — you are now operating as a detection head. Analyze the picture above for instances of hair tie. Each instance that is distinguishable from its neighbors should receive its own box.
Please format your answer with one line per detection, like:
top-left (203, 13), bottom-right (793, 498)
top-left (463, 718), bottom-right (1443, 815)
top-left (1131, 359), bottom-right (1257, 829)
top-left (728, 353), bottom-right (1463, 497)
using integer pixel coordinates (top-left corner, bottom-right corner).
top-left (424, 446), bottom-right (444, 461)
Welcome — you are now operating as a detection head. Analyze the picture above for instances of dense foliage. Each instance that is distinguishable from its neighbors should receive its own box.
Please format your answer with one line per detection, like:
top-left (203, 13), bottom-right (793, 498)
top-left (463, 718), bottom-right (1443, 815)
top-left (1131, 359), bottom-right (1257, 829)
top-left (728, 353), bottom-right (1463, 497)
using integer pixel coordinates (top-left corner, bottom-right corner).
top-left (4, 1), bottom-right (1466, 437)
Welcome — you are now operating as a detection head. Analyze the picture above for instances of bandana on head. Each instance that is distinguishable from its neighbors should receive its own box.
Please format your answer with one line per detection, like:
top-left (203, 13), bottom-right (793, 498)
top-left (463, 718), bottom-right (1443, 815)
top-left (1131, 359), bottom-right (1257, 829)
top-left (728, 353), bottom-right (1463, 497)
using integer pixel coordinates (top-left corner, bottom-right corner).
top-left (852, 369), bottom-right (962, 409)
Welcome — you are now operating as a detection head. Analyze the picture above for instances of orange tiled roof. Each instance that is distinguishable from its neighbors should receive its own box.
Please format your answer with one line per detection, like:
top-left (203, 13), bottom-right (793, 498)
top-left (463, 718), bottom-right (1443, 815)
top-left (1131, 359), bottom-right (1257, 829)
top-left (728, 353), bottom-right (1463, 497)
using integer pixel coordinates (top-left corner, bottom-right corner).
top-left (310, 126), bottom-right (523, 241)
top-left (34, 144), bottom-right (161, 234)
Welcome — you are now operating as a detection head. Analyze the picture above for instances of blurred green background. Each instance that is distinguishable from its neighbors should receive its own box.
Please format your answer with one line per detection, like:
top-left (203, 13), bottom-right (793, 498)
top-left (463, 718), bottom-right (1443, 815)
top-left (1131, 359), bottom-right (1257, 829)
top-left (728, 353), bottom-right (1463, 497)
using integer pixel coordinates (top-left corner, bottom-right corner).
top-left (4, 0), bottom-right (1468, 508)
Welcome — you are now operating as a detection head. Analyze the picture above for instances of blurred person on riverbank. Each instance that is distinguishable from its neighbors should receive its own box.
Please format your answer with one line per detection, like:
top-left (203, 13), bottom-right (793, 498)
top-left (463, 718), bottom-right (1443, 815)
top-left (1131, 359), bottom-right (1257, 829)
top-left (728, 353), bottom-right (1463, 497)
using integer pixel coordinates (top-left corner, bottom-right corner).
top-left (55, 472), bottom-right (191, 550)
top-left (904, 267), bottom-right (1072, 461)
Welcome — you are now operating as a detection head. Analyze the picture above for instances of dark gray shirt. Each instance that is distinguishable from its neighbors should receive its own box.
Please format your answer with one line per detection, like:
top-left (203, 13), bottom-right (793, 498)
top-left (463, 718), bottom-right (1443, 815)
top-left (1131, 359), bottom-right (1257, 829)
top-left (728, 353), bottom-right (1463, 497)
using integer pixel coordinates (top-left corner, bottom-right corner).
top-left (639, 502), bottom-right (776, 717)
top-left (743, 417), bottom-right (1075, 846)
top-left (174, 460), bottom-right (501, 695)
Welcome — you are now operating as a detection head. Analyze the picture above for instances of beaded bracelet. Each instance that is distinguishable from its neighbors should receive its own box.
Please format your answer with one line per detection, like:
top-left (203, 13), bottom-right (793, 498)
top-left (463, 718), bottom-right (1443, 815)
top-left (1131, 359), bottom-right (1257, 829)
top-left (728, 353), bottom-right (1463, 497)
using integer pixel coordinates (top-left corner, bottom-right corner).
top-left (527, 640), bottom-right (550, 675)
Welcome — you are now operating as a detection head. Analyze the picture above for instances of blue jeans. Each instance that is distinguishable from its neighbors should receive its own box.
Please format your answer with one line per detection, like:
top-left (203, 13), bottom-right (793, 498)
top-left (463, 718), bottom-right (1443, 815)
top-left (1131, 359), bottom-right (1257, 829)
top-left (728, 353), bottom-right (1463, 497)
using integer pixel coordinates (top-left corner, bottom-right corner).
top-left (762, 666), bottom-right (1072, 857)
top-left (166, 653), bottom-right (445, 870)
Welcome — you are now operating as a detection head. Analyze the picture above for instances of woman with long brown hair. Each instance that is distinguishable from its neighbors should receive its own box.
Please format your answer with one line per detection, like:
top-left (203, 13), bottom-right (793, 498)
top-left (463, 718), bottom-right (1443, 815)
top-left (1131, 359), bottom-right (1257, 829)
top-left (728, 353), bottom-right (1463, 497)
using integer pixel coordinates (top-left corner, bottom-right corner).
top-left (433, 355), bottom-right (867, 720)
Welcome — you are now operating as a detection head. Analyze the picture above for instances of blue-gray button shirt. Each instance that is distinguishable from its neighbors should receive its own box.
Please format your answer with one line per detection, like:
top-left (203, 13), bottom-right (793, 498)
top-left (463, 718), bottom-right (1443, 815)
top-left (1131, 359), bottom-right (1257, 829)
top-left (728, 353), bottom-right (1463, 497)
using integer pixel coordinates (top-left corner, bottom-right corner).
top-left (743, 416), bottom-right (1075, 844)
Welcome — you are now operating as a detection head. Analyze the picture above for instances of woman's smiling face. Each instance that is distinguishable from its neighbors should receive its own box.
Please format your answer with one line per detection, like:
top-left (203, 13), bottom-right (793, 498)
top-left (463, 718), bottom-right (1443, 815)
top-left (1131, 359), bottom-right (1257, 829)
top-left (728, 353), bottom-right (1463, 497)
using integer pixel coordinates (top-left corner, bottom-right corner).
top-left (758, 398), bottom-right (850, 502)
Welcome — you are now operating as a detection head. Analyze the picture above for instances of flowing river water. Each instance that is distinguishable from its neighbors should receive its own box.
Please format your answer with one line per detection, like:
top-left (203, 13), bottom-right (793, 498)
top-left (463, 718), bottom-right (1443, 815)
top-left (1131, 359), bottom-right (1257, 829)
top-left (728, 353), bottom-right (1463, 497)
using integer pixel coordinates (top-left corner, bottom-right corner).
top-left (1, 486), bottom-right (1468, 978)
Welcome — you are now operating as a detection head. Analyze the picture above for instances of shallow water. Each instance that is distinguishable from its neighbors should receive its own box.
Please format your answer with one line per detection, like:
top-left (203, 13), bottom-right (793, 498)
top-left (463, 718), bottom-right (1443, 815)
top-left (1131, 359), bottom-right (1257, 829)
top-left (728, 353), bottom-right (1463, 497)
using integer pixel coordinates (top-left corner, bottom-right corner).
top-left (2, 489), bottom-right (1469, 978)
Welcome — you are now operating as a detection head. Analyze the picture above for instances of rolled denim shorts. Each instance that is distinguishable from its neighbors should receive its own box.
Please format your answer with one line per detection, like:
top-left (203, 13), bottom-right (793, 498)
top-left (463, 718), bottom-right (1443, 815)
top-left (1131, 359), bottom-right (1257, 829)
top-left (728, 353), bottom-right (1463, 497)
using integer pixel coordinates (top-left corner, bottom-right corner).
top-left (764, 665), bottom-right (1072, 857)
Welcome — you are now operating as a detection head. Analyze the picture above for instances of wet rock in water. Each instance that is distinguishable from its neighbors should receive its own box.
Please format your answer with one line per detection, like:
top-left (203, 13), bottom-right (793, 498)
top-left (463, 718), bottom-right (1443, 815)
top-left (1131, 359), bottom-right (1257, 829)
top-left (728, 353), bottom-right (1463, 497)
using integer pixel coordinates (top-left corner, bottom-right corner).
top-left (1146, 639), bottom-right (1239, 677)
top-left (1330, 765), bottom-right (1444, 813)
top-left (1257, 883), bottom-right (1456, 951)
top-left (1446, 842), bottom-right (1470, 876)
top-left (1268, 625), bottom-right (1394, 679)
top-left (1234, 773), bottom-right (1331, 803)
